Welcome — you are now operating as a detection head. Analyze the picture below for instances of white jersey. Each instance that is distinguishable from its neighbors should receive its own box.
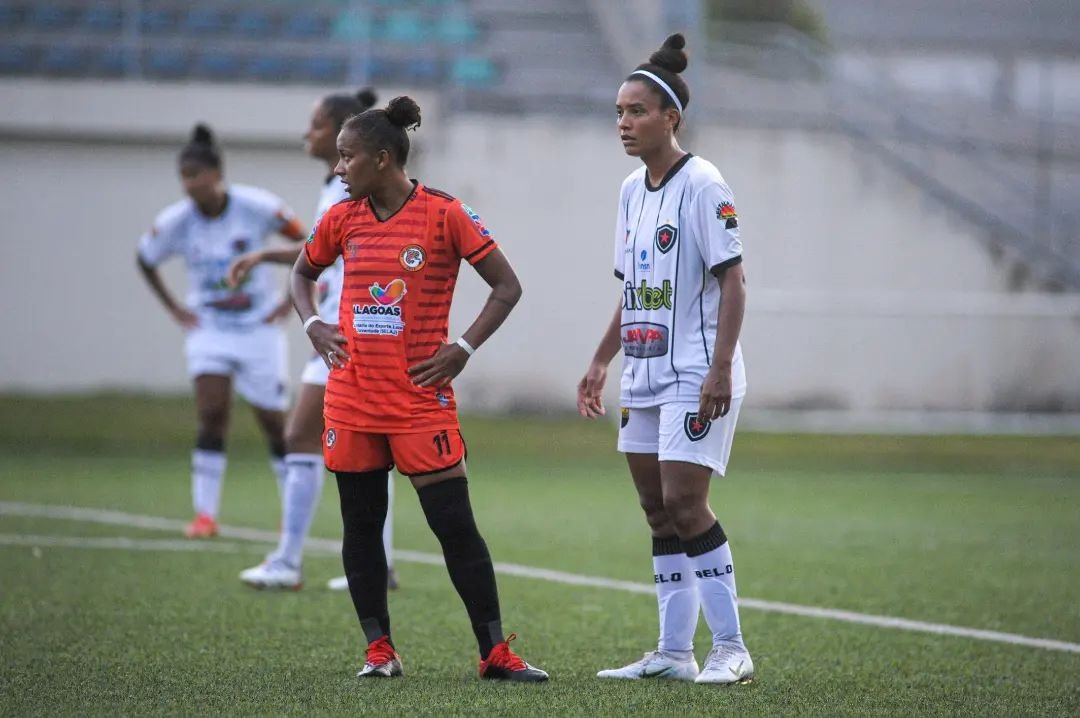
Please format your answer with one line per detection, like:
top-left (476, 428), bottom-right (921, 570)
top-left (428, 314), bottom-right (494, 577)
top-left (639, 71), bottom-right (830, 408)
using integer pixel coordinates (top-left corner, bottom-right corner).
top-left (139, 184), bottom-right (299, 330)
top-left (313, 177), bottom-right (350, 323)
top-left (613, 155), bottom-right (747, 408)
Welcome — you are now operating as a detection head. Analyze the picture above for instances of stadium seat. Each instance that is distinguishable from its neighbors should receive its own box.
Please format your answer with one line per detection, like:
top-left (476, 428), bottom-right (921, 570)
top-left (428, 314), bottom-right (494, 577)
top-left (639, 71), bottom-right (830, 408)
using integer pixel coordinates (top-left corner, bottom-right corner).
top-left (283, 12), bottom-right (325, 39)
top-left (449, 56), bottom-right (496, 87)
top-left (0, 2), bottom-right (21, 29)
top-left (0, 45), bottom-right (33, 74)
top-left (331, 11), bottom-right (373, 40)
top-left (41, 46), bottom-right (86, 76)
top-left (194, 52), bottom-right (243, 80)
top-left (250, 54), bottom-right (292, 81)
top-left (184, 7), bottom-right (227, 35)
top-left (436, 13), bottom-right (479, 45)
top-left (82, 2), bottom-right (121, 33)
top-left (233, 10), bottom-right (273, 39)
top-left (404, 57), bottom-right (441, 83)
top-left (382, 10), bottom-right (429, 44)
top-left (139, 8), bottom-right (173, 34)
top-left (299, 55), bottom-right (346, 83)
top-left (145, 48), bottom-right (188, 78)
top-left (28, 3), bottom-right (71, 30)
top-left (94, 45), bottom-right (128, 76)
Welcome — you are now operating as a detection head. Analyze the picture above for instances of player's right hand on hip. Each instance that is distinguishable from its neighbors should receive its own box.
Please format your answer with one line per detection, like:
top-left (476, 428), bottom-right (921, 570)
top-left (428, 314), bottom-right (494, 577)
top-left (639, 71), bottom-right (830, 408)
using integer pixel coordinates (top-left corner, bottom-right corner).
top-left (307, 322), bottom-right (349, 369)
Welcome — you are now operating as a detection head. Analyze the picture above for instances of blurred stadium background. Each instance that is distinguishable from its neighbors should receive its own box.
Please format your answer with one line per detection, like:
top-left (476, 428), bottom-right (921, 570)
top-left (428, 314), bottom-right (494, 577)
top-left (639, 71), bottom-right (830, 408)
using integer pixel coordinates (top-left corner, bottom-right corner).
top-left (1, 1), bottom-right (1078, 714)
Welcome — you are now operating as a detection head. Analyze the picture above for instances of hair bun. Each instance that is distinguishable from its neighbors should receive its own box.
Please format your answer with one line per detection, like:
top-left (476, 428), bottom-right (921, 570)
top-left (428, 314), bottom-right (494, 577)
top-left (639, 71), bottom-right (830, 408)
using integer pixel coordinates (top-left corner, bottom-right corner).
top-left (355, 87), bottom-right (378, 111)
top-left (191, 123), bottom-right (215, 145)
top-left (648, 33), bottom-right (688, 74)
top-left (385, 96), bottom-right (422, 131)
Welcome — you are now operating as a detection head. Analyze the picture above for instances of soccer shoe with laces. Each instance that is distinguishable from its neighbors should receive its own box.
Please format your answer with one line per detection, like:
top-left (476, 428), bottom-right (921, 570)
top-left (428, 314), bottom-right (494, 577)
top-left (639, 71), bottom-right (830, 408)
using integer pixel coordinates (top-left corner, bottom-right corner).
top-left (478, 633), bottom-right (549, 682)
top-left (357, 636), bottom-right (403, 678)
top-left (238, 560), bottom-right (302, 590)
top-left (184, 513), bottom-right (218, 539)
top-left (694, 641), bottom-right (754, 684)
top-left (596, 650), bottom-right (699, 681)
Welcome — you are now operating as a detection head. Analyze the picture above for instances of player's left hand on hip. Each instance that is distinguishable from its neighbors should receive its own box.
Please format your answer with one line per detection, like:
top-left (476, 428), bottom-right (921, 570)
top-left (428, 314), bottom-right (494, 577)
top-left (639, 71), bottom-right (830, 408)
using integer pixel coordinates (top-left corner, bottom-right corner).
top-left (408, 342), bottom-right (468, 387)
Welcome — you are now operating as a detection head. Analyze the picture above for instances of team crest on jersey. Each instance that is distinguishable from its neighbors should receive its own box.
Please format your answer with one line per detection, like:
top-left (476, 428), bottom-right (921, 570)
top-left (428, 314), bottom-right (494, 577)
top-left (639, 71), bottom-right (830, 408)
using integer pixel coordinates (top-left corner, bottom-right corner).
top-left (231, 238), bottom-right (249, 254)
top-left (400, 244), bottom-right (426, 271)
top-left (655, 224), bottom-right (678, 254)
top-left (684, 413), bottom-right (711, 442)
top-left (716, 201), bottom-right (738, 229)
top-left (620, 408), bottom-right (630, 428)
top-left (326, 429), bottom-right (336, 448)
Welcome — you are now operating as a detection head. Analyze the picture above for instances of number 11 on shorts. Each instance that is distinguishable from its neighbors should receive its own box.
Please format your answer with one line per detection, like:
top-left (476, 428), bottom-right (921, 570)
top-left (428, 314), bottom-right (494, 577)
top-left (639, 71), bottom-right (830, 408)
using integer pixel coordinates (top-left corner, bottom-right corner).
top-left (432, 430), bottom-right (451, 456)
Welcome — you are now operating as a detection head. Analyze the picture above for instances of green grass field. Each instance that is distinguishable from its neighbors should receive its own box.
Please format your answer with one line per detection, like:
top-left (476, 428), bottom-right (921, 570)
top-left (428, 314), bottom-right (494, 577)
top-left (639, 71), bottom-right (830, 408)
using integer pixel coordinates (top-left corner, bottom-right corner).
top-left (1, 395), bottom-right (1078, 716)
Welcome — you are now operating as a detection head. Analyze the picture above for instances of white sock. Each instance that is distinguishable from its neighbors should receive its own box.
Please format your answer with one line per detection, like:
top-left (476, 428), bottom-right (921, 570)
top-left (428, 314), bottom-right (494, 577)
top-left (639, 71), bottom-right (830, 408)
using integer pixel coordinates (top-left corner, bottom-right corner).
top-left (652, 535), bottom-right (699, 660)
top-left (271, 456), bottom-right (287, 499)
top-left (383, 473), bottom-right (395, 569)
top-left (269, 453), bottom-right (324, 569)
top-left (685, 524), bottom-right (743, 647)
top-left (192, 449), bottom-right (226, 519)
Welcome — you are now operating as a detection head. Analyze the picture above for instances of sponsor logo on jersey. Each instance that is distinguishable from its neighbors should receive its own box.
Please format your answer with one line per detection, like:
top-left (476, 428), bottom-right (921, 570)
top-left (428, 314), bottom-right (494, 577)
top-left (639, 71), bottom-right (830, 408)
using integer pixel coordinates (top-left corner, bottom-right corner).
top-left (638, 249), bottom-right (651, 272)
top-left (460, 203), bottom-right (493, 238)
top-left (655, 223), bottom-right (678, 253)
top-left (621, 322), bottom-right (669, 358)
top-left (400, 244), bottom-right (426, 271)
top-left (684, 412), bottom-right (711, 441)
top-left (353, 279), bottom-right (407, 336)
top-left (716, 201), bottom-right (738, 229)
top-left (623, 279), bottom-right (673, 311)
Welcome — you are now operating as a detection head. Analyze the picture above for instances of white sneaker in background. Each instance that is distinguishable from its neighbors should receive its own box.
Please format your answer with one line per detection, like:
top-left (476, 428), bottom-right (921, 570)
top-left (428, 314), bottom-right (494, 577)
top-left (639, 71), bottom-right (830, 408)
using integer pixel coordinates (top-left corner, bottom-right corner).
top-left (239, 560), bottom-right (302, 591)
top-left (596, 650), bottom-right (699, 681)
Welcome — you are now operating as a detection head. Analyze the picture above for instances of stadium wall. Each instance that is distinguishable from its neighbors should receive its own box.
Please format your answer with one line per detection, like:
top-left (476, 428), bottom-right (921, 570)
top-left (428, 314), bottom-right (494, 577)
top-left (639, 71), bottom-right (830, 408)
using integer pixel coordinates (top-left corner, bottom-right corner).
top-left (1, 80), bottom-right (1077, 413)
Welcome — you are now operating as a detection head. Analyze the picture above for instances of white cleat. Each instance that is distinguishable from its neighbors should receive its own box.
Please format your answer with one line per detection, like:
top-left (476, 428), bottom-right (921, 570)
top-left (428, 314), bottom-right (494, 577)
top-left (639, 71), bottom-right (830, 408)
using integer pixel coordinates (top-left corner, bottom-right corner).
top-left (694, 641), bottom-right (754, 685)
top-left (239, 561), bottom-right (302, 591)
top-left (597, 650), bottom-right (699, 681)
top-left (327, 575), bottom-right (349, 591)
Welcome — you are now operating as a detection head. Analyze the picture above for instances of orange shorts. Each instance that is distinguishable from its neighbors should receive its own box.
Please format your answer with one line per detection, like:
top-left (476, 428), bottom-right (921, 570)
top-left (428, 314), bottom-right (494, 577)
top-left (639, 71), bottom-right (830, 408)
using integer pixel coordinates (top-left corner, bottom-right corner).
top-left (323, 425), bottom-right (466, 477)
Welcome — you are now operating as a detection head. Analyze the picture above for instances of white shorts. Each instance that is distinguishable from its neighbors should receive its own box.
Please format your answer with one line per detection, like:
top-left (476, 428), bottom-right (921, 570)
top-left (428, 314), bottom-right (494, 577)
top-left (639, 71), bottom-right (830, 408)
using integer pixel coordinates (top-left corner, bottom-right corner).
top-left (617, 398), bottom-right (743, 476)
top-left (184, 325), bottom-right (289, 411)
top-left (299, 354), bottom-right (330, 386)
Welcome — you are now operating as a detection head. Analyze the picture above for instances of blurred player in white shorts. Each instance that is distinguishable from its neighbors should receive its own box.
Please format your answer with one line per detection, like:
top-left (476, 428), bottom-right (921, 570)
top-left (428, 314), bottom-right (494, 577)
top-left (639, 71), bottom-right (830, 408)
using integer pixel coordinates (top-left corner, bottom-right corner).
top-left (228, 89), bottom-right (398, 592)
top-left (136, 123), bottom-right (306, 540)
top-left (578, 34), bottom-right (754, 686)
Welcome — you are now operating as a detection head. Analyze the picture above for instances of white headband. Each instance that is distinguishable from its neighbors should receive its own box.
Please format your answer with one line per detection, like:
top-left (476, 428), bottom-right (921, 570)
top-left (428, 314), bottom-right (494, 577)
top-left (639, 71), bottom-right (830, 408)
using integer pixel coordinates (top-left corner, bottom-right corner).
top-left (630, 70), bottom-right (684, 114)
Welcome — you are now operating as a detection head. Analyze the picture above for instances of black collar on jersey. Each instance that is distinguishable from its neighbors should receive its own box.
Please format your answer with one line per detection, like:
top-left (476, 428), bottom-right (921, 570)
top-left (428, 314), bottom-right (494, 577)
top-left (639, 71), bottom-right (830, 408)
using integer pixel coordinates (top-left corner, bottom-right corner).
top-left (367, 179), bottom-right (419, 223)
top-left (644, 153), bottom-right (693, 193)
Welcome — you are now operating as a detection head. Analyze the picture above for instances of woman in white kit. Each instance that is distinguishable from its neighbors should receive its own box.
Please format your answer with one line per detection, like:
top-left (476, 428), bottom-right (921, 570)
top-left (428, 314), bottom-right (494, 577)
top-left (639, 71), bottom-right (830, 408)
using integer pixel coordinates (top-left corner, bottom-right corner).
top-left (577, 34), bottom-right (753, 685)
top-left (228, 89), bottom-right (399, 592)
top-left (137, 124), bottom-right (307, 540)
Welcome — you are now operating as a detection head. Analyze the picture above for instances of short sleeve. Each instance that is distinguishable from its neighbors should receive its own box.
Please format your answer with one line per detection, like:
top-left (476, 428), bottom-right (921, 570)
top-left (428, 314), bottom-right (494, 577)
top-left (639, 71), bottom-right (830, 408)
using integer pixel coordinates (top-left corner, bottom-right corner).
top-left (247, 188), bottom-right (305, 241)
top-left (689, 179), bottom-right (743, 272)
top-left (137, 205), bottom-right (186, 267)
top-left (303, 210), bottom-right (341, 268)
top-left (447, 200), bottom-right (497, 265)
top-left (613, 186), bottom-right (630, 281)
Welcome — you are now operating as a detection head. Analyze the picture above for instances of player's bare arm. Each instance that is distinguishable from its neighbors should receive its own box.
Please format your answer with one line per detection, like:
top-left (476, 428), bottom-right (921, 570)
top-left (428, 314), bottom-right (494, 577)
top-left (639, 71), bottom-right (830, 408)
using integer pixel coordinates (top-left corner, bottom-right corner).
top-left (228, 247), bottom-right (304, 288)
top-left (408, 248), bottom-right (521, 388)
top-left (577, 298), bottom-right (623, 418)
top-left (136, 254), bottom-right (198, 328)
top-left (698, 262), bottom-right (746, 421)
top-left (291, 251), bottom-right (348, 369)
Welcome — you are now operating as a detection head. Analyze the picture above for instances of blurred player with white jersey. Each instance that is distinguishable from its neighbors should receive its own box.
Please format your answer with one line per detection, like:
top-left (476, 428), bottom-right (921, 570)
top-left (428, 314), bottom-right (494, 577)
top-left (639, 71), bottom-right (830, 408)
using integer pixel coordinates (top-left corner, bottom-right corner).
top-left (228, 90), bottom-right (399, 591)
top-left (577, 34), bottom-right (753, 685)
top-left (136, 124), bottom-right (306, 540)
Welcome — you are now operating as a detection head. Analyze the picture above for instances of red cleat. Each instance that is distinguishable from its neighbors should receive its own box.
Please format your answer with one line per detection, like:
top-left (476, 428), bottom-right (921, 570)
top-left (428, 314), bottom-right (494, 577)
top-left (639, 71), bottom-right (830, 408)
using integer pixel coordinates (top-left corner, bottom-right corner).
top-left (184, 513), bottom-right (218, 539)
top-left (479, 633), bottom-right (549, 682)
top-left (357, 635), bottom-right (403, 678)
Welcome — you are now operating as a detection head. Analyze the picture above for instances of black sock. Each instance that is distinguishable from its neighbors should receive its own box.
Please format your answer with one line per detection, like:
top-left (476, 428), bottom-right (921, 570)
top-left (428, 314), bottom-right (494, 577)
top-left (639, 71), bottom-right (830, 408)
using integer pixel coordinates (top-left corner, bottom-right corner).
top-left (682, 522), bottom-right (728, 558)
top-left (417, 477), bottom-right (503, 657)
top-left (336, 470), bottom-right (392, 647)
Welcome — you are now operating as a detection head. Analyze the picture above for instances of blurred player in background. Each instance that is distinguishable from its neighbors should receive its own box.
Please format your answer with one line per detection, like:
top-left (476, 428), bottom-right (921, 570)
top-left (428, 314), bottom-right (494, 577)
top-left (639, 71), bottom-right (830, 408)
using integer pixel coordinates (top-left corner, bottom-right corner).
top-left (229, 89), bottom-right (399, 592)
top-left (292, 96), bottom-right (547, 681)
top-left (136, 124), bottom-right (306, 539)
top-left (577, 34), bottom-right (754, 685)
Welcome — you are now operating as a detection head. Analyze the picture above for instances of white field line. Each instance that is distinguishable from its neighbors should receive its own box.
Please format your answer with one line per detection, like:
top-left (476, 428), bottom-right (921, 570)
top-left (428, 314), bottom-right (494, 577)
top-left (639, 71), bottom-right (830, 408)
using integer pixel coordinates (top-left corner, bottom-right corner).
top-left (0, 534), bottom-right (267, 554)
top-left (2, 501), bottom-right (1079, 655)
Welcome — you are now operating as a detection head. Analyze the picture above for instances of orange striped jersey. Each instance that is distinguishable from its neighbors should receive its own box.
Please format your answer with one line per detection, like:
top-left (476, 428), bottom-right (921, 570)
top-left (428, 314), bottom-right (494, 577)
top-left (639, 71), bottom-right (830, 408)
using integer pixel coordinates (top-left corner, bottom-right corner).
top-left (304, 182), bottom-right (498, 433)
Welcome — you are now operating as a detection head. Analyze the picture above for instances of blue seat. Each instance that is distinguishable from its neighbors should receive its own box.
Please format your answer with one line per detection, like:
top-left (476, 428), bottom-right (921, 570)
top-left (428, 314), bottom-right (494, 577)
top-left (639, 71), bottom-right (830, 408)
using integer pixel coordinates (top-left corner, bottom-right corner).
top-left (436, 13), bottom-right (478, 45)
top-left (0, 2), bottom-right (22, 29)
top-left (195, 52), bottom-right (243, 79)
top-left (184, 7), bottom-right (227, 35)
top-left (283, 12), bottom-right (325, 39)
top-left (95, 45), bottom-right (128, 76)
top-left (82, 2), bottom-right (121, 33)
top-left (404, 57), bottom-right (441, 83)
top-left (41, 46), bottom-right (86, 75)
top-left (140, 8), bottom-right (173, 34)
top-left (382, 10), bottom-right (428, 44)
top-left (449, 55), bottom-right (496, 87)
top-left (331, 11), bottom-right (372, 40)
top-left (300, 55), bottom-right (346, 82)
top-left (28, 3), bottom-right (71, 30)
top-left (233, 10), bottom-right (273, 38)
top-left (0, 45), bottom-right (33, 73)
top-left (250, 54), bottom-right (291, 81)
top-left (145, 48), bottom-right (188, 77)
